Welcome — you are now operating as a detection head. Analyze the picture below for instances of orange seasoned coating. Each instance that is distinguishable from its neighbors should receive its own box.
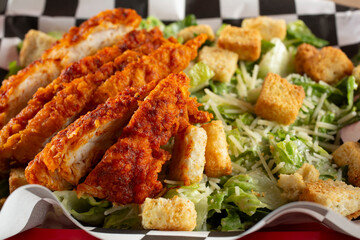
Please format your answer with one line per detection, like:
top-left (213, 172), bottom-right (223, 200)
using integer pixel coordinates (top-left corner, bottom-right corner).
top-left (41, 8), bottom-right (142, 65)
top-left (26, 81), bottom-right (160, 190)
top-left (91, 34), bottom-right (208, 106)
top-left (0, 28), bottom-right (164, 152)
top-left (254, 73), bottom-right (305, 125)
top-left (0, 8), bottom-right (141, 128)
top-left (3, 35), bottom-right (207, 170)
top-left (77, 73), bottom-right (212, 204)
top-left (2, 50), bottom-right (143, 167)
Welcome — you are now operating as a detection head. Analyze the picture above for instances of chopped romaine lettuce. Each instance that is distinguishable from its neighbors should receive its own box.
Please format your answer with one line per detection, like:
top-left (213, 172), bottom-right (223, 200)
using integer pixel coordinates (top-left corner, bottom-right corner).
top-left (103, 205), bottom-right (141, 229)
top-left (286, 20), bottom-right (329, 48)
top-left (5, 61), bottom-right (22, 78)
top-left (163, 14), bottom-right (197, 39)
top-left (188, 62), bottom-right (215, 93)
top-left (258, 38), bottom-right (294, 78)
top-left (54, 191), bottom-right (111, 226)
top-left (47, 31), bottom-right (64, 40)
top-left (139, 16), bottom-right (165, 31)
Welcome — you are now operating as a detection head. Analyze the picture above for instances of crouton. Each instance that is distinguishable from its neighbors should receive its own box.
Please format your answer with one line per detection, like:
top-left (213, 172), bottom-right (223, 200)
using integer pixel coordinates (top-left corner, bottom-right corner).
top-left (299, 179), bottom-right (360, 219)
top-left (198, 46), bottom-right (238, 82)
top-left (303, 46), bottom-right (353, 84)
top-left (141, 196), bottom-right (197, 231)
top-left (168, 125), bottom-right (207, 185)
top-left (217, 25), bottom-right (261, 62)
top-left (332, 142), bottom-right (360, 187)
top-left (294, 43), bottom-right (318, 74)
top-left (19, 30), bottom-right (57, 67)
top-left (353, 64), bottom-right (360, 84)
top-left (277, 163), bottom-right (320, 201)
top-left (242, 16), bottom-right (286, 41)
top-left (9, 168), bottom-right (28, 193)
top-left (177, 24), bottom-right (215, 42)
top-left (254, 73), bottom-right (305, 125)
top-left (202, 120), bottom-right (232, 177)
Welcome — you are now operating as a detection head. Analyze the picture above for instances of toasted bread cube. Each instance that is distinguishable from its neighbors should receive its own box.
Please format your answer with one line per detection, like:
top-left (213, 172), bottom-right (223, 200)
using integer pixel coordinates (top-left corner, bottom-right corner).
top-left (9, 168), bottom-right (28, 193)
top-left (353, 65), bottom-right (360, 84)
top-left (202, 120), bottom-right (232, 177)
top-left (332, 142), bottom-right (360, 187)
top-left (303, 46), bottom-right (353, 84)
top-left (177, 24), bottom-right (215, 42)
top-left (19, 30), bottom-right (57, 67)
top-left (168, 125), bottom-right (207, 185)
top-left (254, 73), bottom-right (305, 125)
top-left (198, 46), bottom-right (238, 82)
top-left (299, 179), bottom-right (360, 219)
top-left (294, 43), bottom-right (318, 74)
top-left (242, 16), bottom-right (286, 41)
top-left (141, 196), bottom-right (197, 231)
top-left (278, 163), bottom-right (320, 201)
top-left (217, 25), bottom-right (261, 61)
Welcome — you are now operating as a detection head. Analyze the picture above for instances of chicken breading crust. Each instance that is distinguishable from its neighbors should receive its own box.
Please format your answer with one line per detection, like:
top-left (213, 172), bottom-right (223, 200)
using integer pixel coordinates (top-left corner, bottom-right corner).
top-left (1, 35), bottom-right (207, 171)
top-left (0, 28), bottom-right (164, 154)
top-left (77, 72), bottom-right (212, 204)
top-left (0, 8), bottom-right (141, 128)
top-left (26, 80), bottom-right (160, 190)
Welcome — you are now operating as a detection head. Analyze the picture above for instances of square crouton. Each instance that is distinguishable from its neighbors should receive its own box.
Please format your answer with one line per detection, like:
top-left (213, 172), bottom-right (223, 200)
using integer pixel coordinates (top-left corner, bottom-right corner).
top-left (241, 16), bottom-right (286, 41)
top-left (19, 30), bottom-right (57, 67)
top-left (198, 46), bottom-right (238, 82)
top-left (299, 179), bottom-right (360, 219)
top-left (277, 163), bottom-right (319, 201)
top-left (177, 24), bottom-right (215, 43)
top-left (294, 43), bottom-right (318, 74)
top-left (202, 120), bottom-right (232, 177)
top-left (217, 25), bottom-right (261, 61)
top-left (168, 125), bottom-right (207, 185)
top-left (332, 142), bottom-right (360, 187)
top-left (302, 46), bottom-right (353, 84)
top-left (141, 196), bottom-right (197, 231)
top-left (254, 73), bottom-right (305, 125)
top-left (9, 168), bottom-right (28, 193)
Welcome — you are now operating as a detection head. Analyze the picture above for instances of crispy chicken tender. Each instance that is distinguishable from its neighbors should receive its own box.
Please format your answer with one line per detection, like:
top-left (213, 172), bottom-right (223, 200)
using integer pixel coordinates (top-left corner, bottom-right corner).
top-left (0, 8), bottom-right (141, 128)
top-left (77, 73), bottom-right (212, 204)
top-left (9, 168), bottom-right (28, 193)
top-left (0, 29), bottom-right (164, 152)
top-left (2, 50), bottom-right (143, 166)
top-left (2, 35), bottom-right (206, 168)
top-left (25, 81), bottom-right (159, 190)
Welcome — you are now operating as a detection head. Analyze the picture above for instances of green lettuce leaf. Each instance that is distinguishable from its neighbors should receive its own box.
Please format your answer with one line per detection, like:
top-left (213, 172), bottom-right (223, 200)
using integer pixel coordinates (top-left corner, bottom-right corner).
top-left (163, 14), bottom-right (197, 39)
top-left (259, 38), bottom-right (294, 78)
top-left (5, 61), bottom-right (22, 78)
top-left (189, 62), bottom-right (215, 93)
top-left (103, 205), bottom-right (141, 229)
top-left (286, 20), bottom-right (329, 48)
top-left (139, 16), bottom-right (165, 31)
top-left (54, 191), bottom-right (111, 226)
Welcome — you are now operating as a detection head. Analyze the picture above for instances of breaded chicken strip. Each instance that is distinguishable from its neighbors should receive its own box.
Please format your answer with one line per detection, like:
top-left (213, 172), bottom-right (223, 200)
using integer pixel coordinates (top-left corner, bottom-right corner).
top-left (3, 35), bottom-right (207, 170)
top-left (0, 8), bottom-right (141, 127)
top-left (2, 51), bottom-right (143, 168)
top-left (77, 73), bottom-right (212, 204)
top-left (26, 81), bottom-right (159, 190)
top-left (0, 28), bottom-right (164, 153)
